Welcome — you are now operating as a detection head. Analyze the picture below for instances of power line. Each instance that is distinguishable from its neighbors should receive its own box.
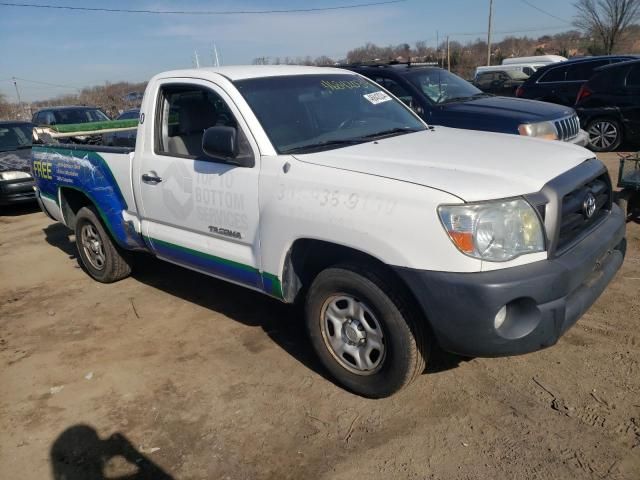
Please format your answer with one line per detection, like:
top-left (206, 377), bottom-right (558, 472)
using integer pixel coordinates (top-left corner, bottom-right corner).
top-left (448, 24), bottom-right (568, 36)
top-left (0, 0), bottom-right (407, 15)
top-left (519, 0), bottom-right (572, 24)
top-left (5, 77), bottom-right (80, 90)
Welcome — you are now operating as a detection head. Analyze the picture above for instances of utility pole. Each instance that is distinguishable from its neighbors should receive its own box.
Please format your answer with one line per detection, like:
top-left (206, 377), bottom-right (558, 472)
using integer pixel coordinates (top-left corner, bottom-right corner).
top-left (447, 36), bottom-right (450, 71)
top-left (194, 50), bottom-right (200, 68)
top-left (12, 77), bottom-right (26, 119)
top-left (486, 0), bottom-right (493, 66)
top-left (436, 30), bottom-right (439, 67)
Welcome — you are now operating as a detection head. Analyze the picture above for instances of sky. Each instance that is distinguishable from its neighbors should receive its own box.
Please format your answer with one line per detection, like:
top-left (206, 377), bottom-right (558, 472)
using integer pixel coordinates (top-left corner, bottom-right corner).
top-left (0, 0), bottom-right (580, 101)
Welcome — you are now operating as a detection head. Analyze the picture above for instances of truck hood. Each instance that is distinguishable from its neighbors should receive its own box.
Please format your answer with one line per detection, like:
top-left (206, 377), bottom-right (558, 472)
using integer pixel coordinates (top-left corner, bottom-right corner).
top-left (441, 96), bottom-right (574, 124)
top-left (0, 147), bottom-right (31, 173)
top-left (294, 127), bottom-right (591, 202)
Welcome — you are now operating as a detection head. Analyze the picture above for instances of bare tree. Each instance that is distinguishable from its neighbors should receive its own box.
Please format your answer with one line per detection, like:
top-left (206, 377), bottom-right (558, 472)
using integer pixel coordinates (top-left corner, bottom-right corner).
top-left (574, 0), bottom-right (640, 54)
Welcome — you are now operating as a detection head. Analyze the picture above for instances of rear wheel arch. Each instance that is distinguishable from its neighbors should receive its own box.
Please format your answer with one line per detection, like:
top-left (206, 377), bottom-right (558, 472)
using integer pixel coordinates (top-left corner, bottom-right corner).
top-left (59, 187), bottom-right (94, 230)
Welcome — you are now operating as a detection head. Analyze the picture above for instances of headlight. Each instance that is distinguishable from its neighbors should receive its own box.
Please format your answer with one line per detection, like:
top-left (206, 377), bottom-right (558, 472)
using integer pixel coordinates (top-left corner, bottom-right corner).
top-left (0, 171), bottom-right (32, 181)
top-left (518, 121), bottom-right (558, 140)
top-left (438, 198), bottom-right (545, 261)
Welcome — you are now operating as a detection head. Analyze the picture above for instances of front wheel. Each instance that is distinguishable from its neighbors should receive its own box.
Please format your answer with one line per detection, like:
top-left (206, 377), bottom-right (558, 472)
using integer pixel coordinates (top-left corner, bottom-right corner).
top-left (586, 118), bottom-right (622, 152)
top-left (75, 206), bottom-right (132, 283)
top-left (305, 265), bottom-right (427, 398)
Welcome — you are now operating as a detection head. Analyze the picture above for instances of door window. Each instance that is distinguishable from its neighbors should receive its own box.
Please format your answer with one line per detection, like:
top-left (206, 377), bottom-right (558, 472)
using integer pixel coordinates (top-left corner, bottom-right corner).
top-left (566, 60), bottom-right (609, 81)
top-left (627, 64), bottom-right (640, 87)
top-left (156, 85), bottom-right (251, 161)
top-left (539, 66), bottom-right (567, 83)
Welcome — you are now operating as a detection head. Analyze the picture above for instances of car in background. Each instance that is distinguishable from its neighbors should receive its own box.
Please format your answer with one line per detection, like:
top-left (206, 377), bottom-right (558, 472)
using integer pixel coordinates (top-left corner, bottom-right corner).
top-left (575, 59), bottom-right (640, 152)
top-left (102, 109), bottom-right (139, 147)
top-left (473, 69), bottom-right (529, 96)
top-left (515, 55), bottom-right (639, 106)
top-left (345, 63), bottom-right (587, 146)
top-left (0, 121), bottom-right (35, 206)
top-left (32, 106), bottom-right (111, 144)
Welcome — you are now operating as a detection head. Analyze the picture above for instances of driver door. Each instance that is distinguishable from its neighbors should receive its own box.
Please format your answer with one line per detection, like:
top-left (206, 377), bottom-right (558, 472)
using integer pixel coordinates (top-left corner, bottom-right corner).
top-left (133, 79), bottom-right (263, 290)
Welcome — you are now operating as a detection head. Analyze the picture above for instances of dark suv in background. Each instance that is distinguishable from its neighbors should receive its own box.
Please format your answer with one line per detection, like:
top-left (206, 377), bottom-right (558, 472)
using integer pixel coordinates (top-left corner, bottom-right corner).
top-left (345, 63), bottom-right (587, 145)
top-left (32, 106), bottom-right (110, 144)
top-left (515, 55), bottom-right (638, 106)
top-left (473, 69), bottom-right (529, 96)
top-left (575, 59), bottom-right (640, 152)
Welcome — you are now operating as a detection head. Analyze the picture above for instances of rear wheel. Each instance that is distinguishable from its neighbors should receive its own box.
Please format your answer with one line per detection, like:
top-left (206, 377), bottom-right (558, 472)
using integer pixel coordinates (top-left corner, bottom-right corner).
top-left (586, 118), bottom-right (622, 152)
top-left (75, 206), bottom-right (132, 283)
top-left (305, 265), bottom-right (427, 398)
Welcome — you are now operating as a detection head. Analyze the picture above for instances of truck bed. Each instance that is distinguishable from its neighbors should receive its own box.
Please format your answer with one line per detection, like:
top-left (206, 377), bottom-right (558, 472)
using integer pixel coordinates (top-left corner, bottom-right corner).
top-left (32, 143), bottom-right (145, 250)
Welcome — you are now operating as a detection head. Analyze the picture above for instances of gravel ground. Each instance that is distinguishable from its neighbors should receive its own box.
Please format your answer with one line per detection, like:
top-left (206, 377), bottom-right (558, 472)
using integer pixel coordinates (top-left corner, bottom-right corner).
top-left (1, 152), bottom-right (638, 480)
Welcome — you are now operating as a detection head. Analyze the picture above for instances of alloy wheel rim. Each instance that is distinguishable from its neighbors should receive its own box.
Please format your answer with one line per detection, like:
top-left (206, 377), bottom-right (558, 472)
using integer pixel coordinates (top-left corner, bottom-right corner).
top-left (588, 121), bottom-right (618, 149)
top-left (320, 294), bottom-right (386, 376)
top-left (80, 223), bottom-right (106, 271)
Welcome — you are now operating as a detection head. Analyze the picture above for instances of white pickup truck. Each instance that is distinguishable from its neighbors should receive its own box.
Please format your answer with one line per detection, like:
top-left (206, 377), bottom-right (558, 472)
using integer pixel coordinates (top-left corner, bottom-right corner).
top-left (32, 66), bottom-right (626, 397)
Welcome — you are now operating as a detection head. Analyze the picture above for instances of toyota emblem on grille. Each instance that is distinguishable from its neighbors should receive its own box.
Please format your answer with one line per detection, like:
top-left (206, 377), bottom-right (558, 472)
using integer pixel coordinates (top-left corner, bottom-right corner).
top-left (583, 192), bottom-right (597, 219)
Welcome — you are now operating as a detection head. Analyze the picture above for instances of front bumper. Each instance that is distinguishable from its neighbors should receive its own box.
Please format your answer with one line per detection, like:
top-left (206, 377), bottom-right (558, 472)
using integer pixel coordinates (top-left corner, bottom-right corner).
top-left (567, 129), bottom-right (589, 147)
top-left (0, 178), bottom-right (36, 205)
top-left (396, 205), bottom-right (626, 357)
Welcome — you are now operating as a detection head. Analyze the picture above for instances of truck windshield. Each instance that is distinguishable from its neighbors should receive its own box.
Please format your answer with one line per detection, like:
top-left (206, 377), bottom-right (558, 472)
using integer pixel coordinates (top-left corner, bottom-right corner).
top-left (0, 123), bottom-right (32, 152)
top-left (406, 69), bottom-right (483, 104)
top-left (234, 74), bottom-right (426, 154)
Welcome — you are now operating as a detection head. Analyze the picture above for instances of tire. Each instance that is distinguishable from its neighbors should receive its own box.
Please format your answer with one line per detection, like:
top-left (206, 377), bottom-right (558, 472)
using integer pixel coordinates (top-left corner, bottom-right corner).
top-left (305, 264), bottom-right (427, 398)
top-left (74, 206), bottom-right (132, 283)
top-left (586, 118), bottom-right (623, 152)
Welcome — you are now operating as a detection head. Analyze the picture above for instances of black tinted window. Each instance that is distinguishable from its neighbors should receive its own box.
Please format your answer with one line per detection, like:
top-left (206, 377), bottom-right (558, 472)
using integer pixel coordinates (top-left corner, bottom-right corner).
top-left (566, 60), bottom-right (610, 81)
top-left (118, 111), bottom-right (139, 120)
top-left (590, 68), bottom-right (623, 90)
top-left (627, 64), bottom-right (640, 87)
top-left (539, 66), bottom-right (566, 83)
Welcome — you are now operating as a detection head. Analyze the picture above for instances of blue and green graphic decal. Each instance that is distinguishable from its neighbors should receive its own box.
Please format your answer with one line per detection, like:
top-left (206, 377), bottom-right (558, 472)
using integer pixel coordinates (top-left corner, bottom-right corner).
top-left (145, 236), bottom-right (283, 298)
top-left (32, 146), bottom-right (146, 250)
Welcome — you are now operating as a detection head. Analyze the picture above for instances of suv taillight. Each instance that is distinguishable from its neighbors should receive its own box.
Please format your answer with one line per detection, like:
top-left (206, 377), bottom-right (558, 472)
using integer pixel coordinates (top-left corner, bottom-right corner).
top-left (515, 86), bottom-right (524, 97)
top-left (576, 84), bottom-right (592, 104)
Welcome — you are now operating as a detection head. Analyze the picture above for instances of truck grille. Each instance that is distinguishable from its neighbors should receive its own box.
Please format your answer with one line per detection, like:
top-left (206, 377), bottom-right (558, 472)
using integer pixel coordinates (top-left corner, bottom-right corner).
top-left (556, 173), bottom-right (611, 251)
top-left (555, 114), bottom-right (580, 141)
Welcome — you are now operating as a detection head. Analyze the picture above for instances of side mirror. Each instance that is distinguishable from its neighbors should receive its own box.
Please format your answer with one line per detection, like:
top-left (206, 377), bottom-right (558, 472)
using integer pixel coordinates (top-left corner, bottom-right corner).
top-left (202, 126), bottom-right (254, 168)
top-left (202, 126), bottom-right (236, 159)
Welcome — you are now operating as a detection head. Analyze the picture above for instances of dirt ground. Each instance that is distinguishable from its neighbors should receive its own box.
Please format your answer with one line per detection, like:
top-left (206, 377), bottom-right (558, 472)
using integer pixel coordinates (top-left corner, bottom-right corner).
top-left (1, 152), bottom-right (639, 480)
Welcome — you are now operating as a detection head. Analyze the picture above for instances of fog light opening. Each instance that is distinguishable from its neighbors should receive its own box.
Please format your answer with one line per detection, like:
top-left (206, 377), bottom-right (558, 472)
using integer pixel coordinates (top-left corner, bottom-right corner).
top-left (494, 297), bottom-right (542, 340)
top-left (494, 305), bottom-right (508, 329)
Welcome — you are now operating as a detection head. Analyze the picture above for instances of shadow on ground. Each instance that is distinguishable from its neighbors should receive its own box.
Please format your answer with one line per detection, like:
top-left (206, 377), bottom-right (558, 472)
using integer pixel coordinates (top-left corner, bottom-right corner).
top-left (42, 223), bottom-right (467, 386)
top-left (0, 202), bottom-right (40, 217)
top-left (51, 425), bottom-right (174, 480)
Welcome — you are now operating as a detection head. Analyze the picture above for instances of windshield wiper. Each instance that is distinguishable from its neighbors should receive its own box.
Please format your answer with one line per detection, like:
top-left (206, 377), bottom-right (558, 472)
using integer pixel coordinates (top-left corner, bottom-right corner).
top-left (282, 139), bottom-right (364, 154)
top-left (359, 127), bottom-right (421, 140)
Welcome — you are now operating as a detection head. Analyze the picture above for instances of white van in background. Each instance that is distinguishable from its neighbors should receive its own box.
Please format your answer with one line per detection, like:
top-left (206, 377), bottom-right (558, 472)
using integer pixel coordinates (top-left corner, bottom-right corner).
top-left (475, 63), bottom-right (544, 79)
top-left (502, 55), bottom-right (567, 65)
top-left (475, 55), bottom-right (567, 81)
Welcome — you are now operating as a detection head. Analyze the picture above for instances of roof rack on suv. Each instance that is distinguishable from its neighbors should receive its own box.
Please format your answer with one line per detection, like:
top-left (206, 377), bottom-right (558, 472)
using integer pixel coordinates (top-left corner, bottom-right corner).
top-left (338, 60), bottom-right (438, 68)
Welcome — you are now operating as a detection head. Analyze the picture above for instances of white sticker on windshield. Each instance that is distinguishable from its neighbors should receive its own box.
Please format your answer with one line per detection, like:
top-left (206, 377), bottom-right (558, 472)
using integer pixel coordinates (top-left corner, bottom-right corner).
top-left (363, 91), bottom-right (392, 105)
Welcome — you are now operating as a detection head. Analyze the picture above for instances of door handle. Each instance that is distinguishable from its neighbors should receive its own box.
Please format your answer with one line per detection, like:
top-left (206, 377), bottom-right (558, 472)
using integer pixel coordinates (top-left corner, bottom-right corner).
top-left (142, 173), bottom-right (162, 184)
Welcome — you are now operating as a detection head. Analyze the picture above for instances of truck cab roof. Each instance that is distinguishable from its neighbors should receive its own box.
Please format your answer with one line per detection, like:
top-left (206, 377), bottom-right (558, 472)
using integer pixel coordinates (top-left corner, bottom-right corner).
top-left (155, 65), bottom-right (351, 82)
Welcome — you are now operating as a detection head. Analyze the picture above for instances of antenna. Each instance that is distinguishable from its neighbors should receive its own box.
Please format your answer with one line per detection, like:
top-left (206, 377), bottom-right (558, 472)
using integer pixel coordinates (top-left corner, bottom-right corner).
top-left (487, 0), bottom-right (494, 66)
top-left (213, 42), bottom-right (220, 67)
